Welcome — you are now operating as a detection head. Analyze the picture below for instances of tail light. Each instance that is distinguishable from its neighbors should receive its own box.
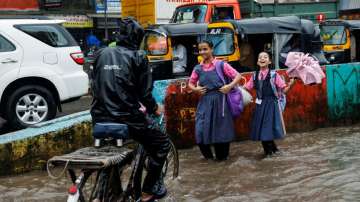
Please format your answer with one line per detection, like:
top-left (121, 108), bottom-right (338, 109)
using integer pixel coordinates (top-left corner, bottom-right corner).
top-left (70, 52), bottom-right (84, 65)
top-left (68, 185), bottom-right (78, 195)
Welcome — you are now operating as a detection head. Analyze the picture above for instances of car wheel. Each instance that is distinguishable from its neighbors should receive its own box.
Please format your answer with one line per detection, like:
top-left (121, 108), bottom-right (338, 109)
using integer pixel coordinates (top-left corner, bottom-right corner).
top-left (6, 85), bottom-right (57, 129)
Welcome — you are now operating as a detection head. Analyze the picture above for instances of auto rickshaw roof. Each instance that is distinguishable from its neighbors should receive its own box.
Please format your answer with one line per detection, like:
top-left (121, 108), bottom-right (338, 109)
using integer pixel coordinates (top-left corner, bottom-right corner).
top-left (230, 16), bottom-right (302, 34)
top-left (320, 20), bottom-right (360, 30)
top-left (301, 19), bottom-right (316, 35)
top-left (146, 23), bottom-right (208, 36)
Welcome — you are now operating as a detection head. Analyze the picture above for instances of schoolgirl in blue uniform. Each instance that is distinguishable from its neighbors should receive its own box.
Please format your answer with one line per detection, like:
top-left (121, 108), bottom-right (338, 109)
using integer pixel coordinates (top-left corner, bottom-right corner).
top-left (245, 52), bottom-right (295, 157)
top-left (188, 40), bottom-right (243, 161)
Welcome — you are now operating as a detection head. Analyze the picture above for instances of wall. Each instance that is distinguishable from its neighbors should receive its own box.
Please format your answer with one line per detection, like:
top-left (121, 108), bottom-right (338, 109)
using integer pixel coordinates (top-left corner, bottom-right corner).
top-left (163, 70), bottom-right (329, 148)
top-left (326, 63), bottom-right (360, 120)
top-left (0, 112), bottom-right (92, 176)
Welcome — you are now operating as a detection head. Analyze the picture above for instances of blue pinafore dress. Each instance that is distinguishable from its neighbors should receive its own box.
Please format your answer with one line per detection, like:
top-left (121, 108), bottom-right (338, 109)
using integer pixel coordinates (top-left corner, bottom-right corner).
top-left (194, 64), bottom-right (235, 145)
top-left (250, 72), bottom-right (285, 141)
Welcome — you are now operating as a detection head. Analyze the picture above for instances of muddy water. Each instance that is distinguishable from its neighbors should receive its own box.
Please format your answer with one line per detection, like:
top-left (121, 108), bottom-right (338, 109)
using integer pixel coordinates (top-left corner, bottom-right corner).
top-left (1, 124), bottom-right (360, 202)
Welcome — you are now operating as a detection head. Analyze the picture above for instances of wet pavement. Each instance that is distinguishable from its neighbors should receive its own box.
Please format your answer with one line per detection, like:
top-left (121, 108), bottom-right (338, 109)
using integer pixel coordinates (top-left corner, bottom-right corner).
top-left (1, 124), bottom-right (360, 201)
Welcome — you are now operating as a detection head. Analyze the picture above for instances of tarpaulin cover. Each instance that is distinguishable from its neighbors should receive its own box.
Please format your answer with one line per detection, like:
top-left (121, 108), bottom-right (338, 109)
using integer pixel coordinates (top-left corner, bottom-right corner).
top-left (232, 16), bottom-right (302, 34)
top-left (147, 23), bottom-right (208, 36)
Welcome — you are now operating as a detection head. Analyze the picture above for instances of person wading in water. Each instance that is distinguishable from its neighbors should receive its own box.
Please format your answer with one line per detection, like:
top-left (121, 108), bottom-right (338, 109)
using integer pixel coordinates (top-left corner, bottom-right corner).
top-left (244, 52), bottom-right (295, 158)
top-left (188, 40), bottom-right (242, 161)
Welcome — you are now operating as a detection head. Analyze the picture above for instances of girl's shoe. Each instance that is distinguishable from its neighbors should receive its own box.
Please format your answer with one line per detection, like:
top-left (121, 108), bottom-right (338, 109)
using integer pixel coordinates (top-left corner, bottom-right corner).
top-left (263, 154), bottom-right (273, 159)
top-left (263, 151), bottom-right (274, 159)
top-left (272, 150), bottom-right (283, 156)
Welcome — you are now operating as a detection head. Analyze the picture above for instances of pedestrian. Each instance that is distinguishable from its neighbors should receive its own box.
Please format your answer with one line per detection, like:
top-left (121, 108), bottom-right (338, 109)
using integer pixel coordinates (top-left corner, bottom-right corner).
top-left (86, 31), bottom-right (100, 49)
top-left (188, 40), bottom-right (243, 161)
top-left (244, 51), bottom-right (295, 158)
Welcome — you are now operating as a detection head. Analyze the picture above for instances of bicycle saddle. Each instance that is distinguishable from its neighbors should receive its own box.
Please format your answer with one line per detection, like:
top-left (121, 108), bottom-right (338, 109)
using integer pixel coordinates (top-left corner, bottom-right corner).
top-left (92, 123), bottom-right (129, 147)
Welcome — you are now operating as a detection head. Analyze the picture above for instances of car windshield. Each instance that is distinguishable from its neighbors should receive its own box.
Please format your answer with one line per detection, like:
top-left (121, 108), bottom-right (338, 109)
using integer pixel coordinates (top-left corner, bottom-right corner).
top-left (320, 25), bottom-right (347, 45)
top-left (140, 31), bottom-right (167, 56)
top-left (172, 5), bottom-right (207, 23)
top-left (202, 28), bottom-right (234, 56)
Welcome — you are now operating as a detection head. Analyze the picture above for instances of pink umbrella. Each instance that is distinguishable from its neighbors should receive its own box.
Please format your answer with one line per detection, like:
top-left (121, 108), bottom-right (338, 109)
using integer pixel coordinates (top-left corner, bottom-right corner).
top-left (285, 52), bottom-right (326, 85)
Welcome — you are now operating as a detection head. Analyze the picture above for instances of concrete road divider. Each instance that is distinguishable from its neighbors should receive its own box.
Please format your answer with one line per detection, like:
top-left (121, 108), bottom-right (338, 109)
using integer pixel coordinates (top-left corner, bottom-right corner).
top-left (0, 111), bottom-right (92, 176)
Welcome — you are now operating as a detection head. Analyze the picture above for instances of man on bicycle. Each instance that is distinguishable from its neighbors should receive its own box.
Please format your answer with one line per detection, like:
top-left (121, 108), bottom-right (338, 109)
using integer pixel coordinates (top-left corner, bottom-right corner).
top-left (90, 18), bottom-right (170, 202)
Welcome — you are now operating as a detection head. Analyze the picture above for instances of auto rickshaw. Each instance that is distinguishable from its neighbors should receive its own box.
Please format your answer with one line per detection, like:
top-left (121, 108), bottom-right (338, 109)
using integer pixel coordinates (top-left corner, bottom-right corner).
top-left (140, 23), bottom-right (208, 80)
top-left (320, 20), bottom-right (360, 64)
top-left (201, 16), bottom-right (327, 73)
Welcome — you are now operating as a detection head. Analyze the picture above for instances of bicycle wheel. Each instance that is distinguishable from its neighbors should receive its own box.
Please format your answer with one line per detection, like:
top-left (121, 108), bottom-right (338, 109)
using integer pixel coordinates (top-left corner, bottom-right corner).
top-left (126, 144), bottom-right (147, 201)
top-left (90, 166), bottom-right (127, 202)
top-left (90, 147), bottom-right (137, 202)
top-left (157, 138), bottom-right (180, 201)
top-left (162, 139), bottom-right (180, 182)
top-left (129, 139), bottom-right (180, 201)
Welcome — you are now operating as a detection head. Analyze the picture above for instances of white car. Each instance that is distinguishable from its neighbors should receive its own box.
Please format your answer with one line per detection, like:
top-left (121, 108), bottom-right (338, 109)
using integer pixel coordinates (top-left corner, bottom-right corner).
top-left (0, 19), bottom-right (89, 129)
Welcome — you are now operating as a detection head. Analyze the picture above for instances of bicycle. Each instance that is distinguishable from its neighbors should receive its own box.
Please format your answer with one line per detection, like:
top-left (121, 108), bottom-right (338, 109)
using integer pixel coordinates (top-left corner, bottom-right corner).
top-left (47, 115), bottom-right (179, 202)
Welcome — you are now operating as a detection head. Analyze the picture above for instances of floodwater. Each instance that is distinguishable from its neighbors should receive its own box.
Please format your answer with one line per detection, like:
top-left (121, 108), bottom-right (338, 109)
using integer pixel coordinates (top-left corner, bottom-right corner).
top-left (1, 124), bottom-right (360, 202)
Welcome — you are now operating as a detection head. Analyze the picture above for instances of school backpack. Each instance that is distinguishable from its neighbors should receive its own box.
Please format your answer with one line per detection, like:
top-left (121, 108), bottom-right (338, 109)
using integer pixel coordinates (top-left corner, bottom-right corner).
top-left (215, 61), bottom-right (244, 118)
top-left (253, 70), bottom-right (287, 111)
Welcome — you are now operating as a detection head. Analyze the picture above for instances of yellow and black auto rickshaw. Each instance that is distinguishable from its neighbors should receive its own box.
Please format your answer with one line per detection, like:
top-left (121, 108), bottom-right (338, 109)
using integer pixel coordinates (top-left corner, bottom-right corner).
top-left (201, 16), bottom-right (327, 73)
top-left (140, 23), bottom-right (208, 80)
top-left (320, 20), bottom-right (360, 64)
top-left (141, 16), bottom-right (327, 80)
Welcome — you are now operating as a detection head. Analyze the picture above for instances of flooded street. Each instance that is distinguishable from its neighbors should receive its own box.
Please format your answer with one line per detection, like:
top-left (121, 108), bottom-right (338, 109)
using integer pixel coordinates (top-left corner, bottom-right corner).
top-left (1, 124), bottom-right (360, 201)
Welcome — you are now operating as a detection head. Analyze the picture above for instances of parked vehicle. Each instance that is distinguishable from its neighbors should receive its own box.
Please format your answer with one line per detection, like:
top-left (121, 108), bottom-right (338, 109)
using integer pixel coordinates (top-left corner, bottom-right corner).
top-left (141, 23), bottom-right (208, 80)
top-left (141, 16), bottom-right (327, 80)
top-left (0, 19), bottom-right (89, 129)
top-left (122, 0), bottom-right (338, 27)
top-left (238, 0), bottom-right (338, 22)
top-left (122, 0), bottom-right (241, 27)
top-left (203, 16), bottom-right (328, 72)
top-left (320, 20), bottom-right (360, 64)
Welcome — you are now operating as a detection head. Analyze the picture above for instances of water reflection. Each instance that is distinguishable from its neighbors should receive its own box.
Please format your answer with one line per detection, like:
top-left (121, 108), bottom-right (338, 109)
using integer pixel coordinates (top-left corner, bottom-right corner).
top-left (1, 124), bottom-right (360, 201)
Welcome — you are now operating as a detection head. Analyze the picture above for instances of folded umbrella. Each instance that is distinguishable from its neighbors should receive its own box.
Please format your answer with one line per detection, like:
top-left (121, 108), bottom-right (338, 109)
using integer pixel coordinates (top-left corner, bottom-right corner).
top-left (285, 52), bottom-right (325, 85)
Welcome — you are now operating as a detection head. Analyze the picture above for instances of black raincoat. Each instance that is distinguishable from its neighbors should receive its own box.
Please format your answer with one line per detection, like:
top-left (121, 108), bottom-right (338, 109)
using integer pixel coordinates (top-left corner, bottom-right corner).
top-left (90, 47), bottom-right (157, 128)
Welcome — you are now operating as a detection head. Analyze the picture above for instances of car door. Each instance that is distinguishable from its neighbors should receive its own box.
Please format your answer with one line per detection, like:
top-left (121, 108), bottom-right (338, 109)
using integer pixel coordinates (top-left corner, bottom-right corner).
top-left (0, 32), bottom-right (22, 80)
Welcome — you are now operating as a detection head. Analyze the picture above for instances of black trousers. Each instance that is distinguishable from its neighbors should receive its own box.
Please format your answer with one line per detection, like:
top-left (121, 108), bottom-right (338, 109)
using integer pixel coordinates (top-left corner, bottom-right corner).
top-left (198, 142), bottom-right (230, 161)
top-left (128, 125), bottom-right (171, 194)
top-left (261, 140), bottom-right (278, 155)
